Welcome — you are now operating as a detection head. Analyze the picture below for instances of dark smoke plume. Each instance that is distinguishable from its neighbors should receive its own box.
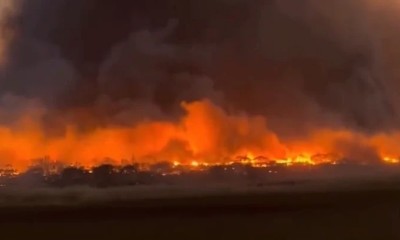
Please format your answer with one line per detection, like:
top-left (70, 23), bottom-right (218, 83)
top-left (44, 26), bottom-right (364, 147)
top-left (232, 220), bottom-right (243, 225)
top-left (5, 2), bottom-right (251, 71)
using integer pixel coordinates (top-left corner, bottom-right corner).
top-left (0, 0), bottom-right (399, 138)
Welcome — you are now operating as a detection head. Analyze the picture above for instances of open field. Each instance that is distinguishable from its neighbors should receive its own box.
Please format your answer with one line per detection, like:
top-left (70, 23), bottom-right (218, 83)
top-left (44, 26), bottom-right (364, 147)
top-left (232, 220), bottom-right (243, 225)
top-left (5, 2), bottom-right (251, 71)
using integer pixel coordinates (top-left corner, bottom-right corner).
top-left (0, 181), bottom-right (399, 240)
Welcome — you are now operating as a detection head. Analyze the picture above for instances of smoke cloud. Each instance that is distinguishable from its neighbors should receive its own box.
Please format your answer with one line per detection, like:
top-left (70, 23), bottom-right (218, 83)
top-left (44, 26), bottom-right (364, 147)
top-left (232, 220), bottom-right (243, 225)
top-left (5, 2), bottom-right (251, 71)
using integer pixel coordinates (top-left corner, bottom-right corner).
top-left (0, 0), bottom-right (400, 169)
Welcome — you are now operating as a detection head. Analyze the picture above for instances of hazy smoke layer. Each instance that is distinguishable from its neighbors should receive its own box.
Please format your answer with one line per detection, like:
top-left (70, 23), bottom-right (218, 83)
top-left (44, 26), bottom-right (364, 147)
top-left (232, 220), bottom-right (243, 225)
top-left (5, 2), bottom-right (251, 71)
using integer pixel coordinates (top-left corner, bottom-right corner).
top-left (0, 0), bottom-right (400, 168)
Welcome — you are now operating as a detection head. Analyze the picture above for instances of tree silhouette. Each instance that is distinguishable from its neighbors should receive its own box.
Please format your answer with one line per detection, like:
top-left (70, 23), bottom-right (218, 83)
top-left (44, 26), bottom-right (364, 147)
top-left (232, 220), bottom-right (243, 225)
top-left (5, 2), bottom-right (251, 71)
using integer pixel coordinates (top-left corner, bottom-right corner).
top-left (31, 156), bottom-right (65, 176)
top-left (150, 161), bottom-right (172, 174)
top-left (120, 164), bottom-right (138, 175)
top-left (59, 167), bottom-right (89, 187)
top-left (15, 166), bottom-right (46, 187)
top-left (91, 164), bottom-right (117, 187)
top-left (118, 165), bottom-right (139, 185)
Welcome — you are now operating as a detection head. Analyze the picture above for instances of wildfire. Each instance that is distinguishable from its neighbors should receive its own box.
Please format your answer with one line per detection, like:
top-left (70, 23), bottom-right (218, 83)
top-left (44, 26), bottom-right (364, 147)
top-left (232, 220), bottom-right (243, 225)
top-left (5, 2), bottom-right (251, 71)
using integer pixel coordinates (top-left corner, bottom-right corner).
top-left (173, 161), bottom-right (181, 167)
top-left (190, 161), bottom-right (200, 168)
top-left (275, 155), bottom-right (315, 166)
top-left (383, 157), bottom-right (400, 164)
top-left (0, 99), bottom-right (399, 171)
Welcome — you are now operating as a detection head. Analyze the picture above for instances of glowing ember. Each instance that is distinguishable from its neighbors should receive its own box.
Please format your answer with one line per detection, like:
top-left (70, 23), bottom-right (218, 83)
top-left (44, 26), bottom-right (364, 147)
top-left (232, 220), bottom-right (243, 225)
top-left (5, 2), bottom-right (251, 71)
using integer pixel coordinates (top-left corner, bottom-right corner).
top-left (383, 157), bottom-right (400, 164)
top-left (173, 161), bottom-right (181, 167)
top-left (190, 161), bottom-right (200, 168)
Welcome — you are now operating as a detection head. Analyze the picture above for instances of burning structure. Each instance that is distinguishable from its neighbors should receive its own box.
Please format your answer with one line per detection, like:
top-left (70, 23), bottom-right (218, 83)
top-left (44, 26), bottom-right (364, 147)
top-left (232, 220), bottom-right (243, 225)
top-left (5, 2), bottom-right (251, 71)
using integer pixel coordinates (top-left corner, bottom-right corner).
top-left (0, 1), bottom-right (399, 172)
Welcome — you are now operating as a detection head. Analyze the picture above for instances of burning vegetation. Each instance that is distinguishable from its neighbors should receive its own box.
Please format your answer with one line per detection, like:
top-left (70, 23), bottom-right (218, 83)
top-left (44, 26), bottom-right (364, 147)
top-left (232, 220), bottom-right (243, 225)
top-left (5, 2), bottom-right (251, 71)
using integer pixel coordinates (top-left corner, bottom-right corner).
top-left (0, 99), bottom-right (399, 173)
top-left (0, 1), bottom-right (400, 176)
top-left (2, 155), bottom-right (400, 189)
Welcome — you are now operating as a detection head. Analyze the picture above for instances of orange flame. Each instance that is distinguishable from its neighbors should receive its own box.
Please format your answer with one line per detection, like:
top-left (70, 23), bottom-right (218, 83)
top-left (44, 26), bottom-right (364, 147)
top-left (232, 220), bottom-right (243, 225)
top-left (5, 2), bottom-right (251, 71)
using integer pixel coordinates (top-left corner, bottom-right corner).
top-left (0, 99), bottom-right (399, 171)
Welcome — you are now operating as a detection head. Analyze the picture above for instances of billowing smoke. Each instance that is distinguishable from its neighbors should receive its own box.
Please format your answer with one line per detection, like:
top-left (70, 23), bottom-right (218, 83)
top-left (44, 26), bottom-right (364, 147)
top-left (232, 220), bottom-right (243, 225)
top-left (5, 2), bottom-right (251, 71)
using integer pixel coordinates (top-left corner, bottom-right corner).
top-left (0, 0), bottom-right (400, 169)
top-left (0, 0), bottom-right (18, 66)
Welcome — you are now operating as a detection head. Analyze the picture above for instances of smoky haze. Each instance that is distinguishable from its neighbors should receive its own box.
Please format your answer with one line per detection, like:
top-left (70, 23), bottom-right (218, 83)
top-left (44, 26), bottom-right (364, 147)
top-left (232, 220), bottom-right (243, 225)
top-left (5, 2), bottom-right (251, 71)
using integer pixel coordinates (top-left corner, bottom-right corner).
top-left (0, 0), bottom-right (400, 168)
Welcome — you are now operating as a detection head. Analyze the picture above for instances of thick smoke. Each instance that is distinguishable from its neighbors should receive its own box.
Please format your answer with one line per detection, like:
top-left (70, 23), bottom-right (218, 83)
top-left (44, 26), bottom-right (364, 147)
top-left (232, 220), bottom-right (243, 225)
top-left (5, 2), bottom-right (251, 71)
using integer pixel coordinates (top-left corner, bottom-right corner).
top-left (0, 0), bottom-right (400, 167)
top-left (0, 0), bottom-right (17, 66)
top-left (2, 0), bottom-right (398, 131)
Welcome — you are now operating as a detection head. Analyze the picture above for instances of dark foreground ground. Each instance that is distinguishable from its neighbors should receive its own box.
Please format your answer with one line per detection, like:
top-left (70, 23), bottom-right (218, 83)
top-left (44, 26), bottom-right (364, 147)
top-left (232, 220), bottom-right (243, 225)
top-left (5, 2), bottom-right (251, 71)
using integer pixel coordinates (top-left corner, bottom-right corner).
top-left (0, 185), bottom-right (400, 240)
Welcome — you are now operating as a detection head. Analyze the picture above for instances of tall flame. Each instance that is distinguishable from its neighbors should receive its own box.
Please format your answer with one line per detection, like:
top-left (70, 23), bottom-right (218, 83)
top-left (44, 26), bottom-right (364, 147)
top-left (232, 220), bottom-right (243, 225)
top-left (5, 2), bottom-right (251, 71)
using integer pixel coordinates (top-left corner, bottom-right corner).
top-left (0, 99), bottom-right (399, 171)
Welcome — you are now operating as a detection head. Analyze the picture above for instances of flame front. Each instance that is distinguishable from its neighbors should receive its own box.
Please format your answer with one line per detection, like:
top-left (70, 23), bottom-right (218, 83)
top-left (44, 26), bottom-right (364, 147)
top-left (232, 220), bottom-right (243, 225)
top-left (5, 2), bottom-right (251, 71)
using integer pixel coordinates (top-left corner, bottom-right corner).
top-left (0, 99), bottom-right (398, 171)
